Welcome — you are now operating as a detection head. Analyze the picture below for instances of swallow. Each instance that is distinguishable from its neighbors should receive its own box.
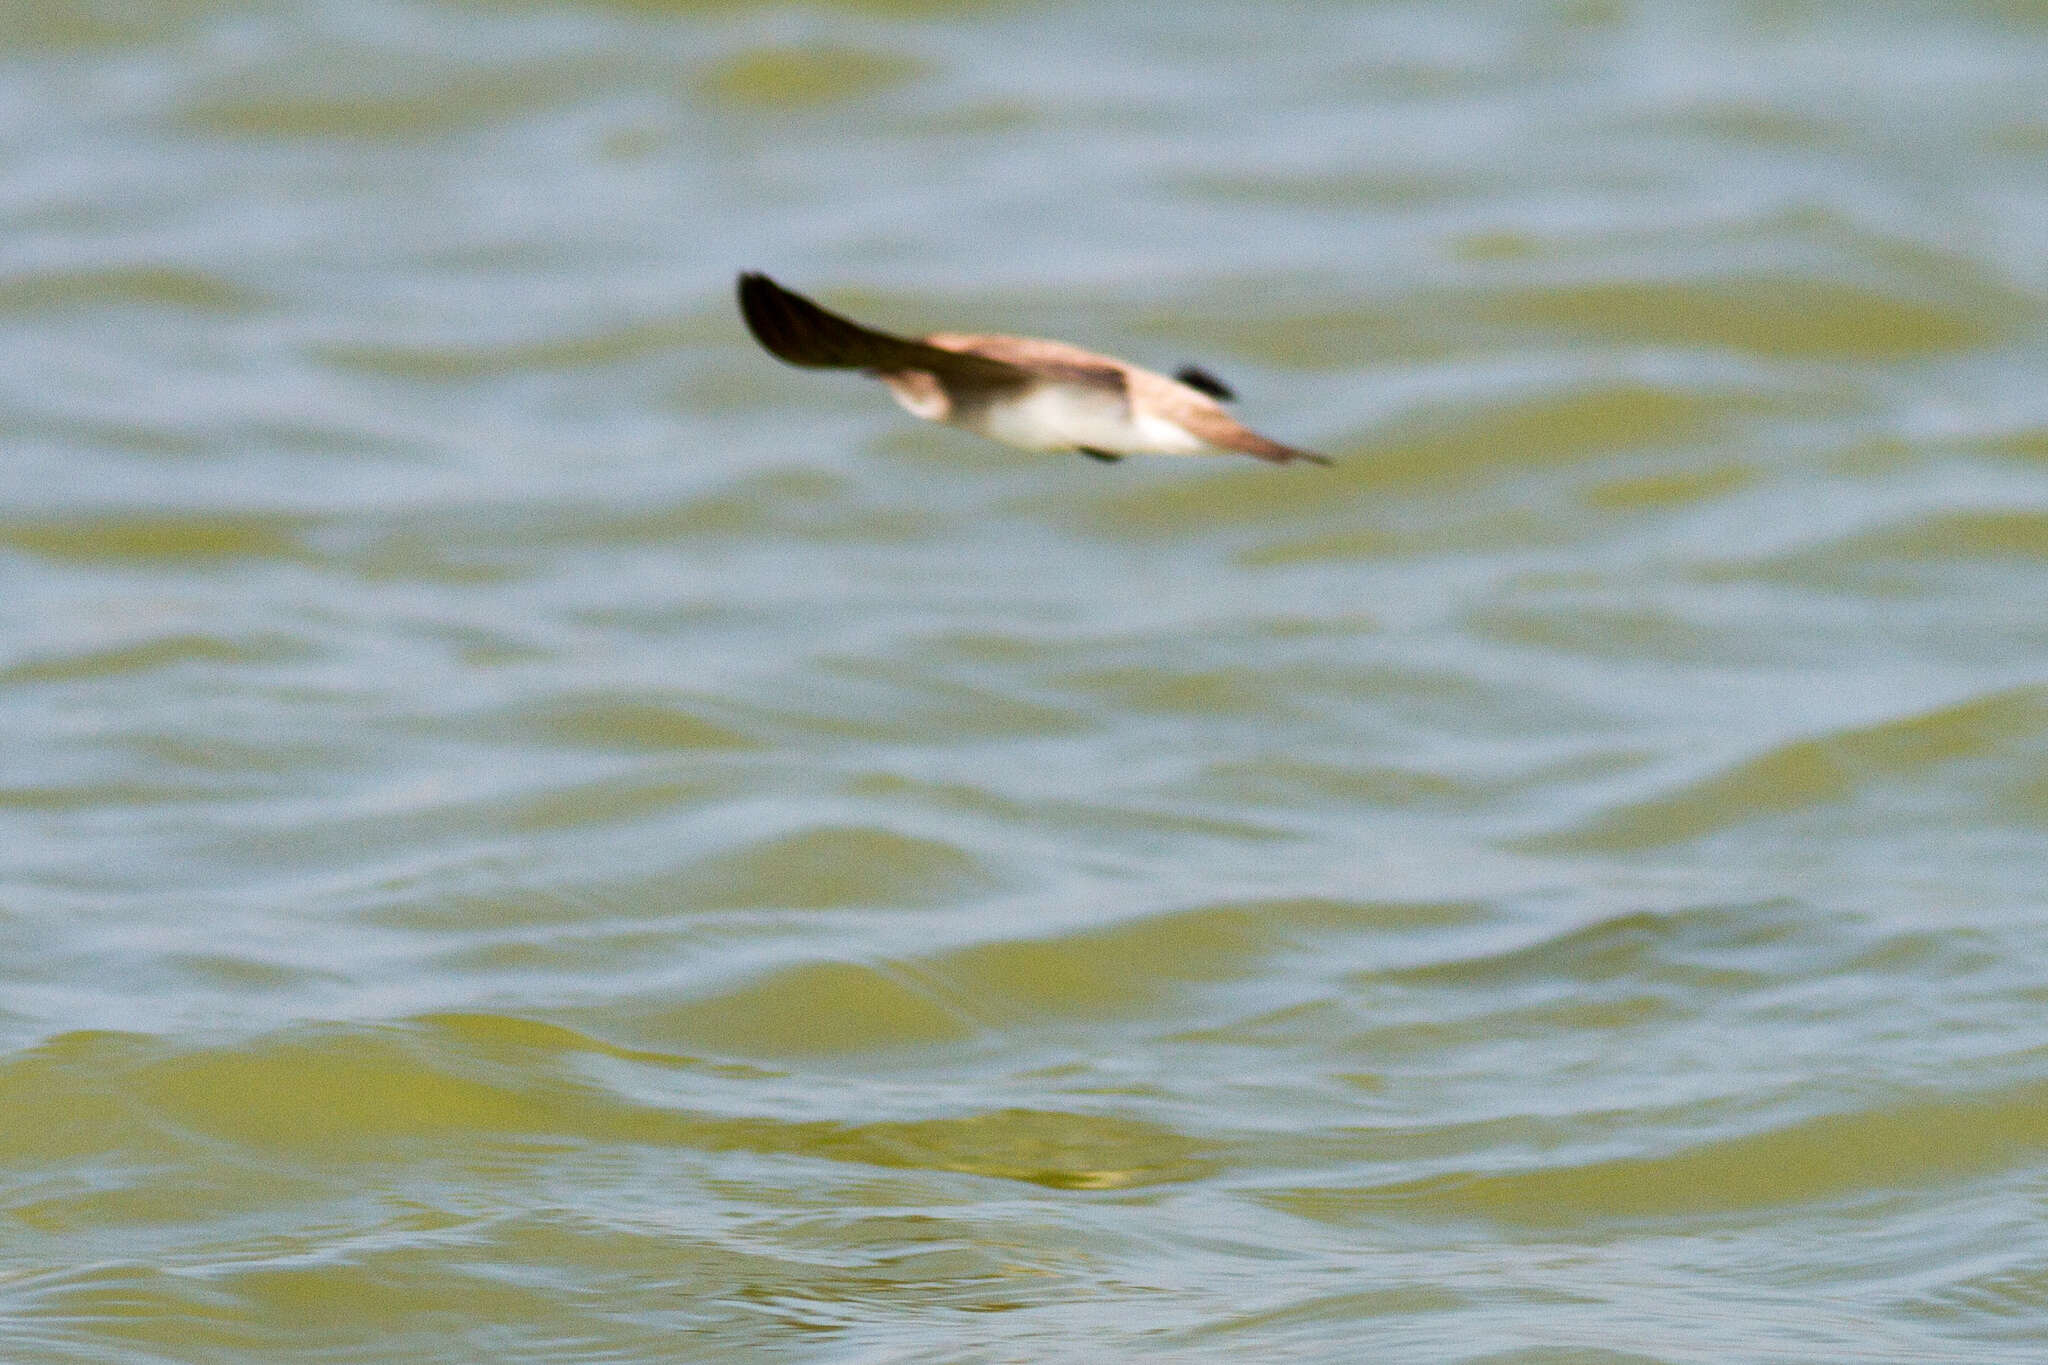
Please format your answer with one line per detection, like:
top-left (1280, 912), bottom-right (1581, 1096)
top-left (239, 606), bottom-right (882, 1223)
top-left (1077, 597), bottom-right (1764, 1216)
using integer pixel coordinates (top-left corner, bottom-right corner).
top-left (737, 272), bottom-right (1330, 466)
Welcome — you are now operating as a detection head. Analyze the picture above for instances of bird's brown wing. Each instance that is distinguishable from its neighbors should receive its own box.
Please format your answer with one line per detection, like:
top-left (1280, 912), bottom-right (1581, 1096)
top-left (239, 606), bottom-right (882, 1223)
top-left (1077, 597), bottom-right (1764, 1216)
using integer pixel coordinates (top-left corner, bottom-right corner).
top-left (737, 273), bottom-right (1031, 390)
top-left (927, 333), bottom-right (1130, 394)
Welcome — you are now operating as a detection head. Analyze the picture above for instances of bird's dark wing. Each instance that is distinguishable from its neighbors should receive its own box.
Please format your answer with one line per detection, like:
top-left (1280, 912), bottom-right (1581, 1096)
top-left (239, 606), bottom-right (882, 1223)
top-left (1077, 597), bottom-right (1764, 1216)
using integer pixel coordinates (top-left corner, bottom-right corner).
top-left (1173, 365), bottom-right (1235, 401)
top-left (737, 273), bottom-right (1030, 388)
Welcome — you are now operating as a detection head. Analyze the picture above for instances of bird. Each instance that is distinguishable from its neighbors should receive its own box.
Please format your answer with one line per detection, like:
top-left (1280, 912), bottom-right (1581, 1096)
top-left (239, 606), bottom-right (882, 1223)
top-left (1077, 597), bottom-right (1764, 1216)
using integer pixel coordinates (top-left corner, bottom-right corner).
top-left (736, 272), bottom-right (1331, 467)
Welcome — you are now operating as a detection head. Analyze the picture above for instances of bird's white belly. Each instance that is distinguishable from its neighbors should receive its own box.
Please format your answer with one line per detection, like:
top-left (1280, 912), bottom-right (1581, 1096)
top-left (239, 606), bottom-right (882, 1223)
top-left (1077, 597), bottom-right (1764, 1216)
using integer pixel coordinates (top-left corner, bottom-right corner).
top-left (963, 383), bottom-right (1208, 455)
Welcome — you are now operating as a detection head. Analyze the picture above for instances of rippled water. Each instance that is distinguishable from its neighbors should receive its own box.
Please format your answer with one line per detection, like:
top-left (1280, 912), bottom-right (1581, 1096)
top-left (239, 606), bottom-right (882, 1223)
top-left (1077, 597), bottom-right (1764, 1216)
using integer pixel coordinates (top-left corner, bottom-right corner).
top-left (6, 1), bottom-right (2048, 1360)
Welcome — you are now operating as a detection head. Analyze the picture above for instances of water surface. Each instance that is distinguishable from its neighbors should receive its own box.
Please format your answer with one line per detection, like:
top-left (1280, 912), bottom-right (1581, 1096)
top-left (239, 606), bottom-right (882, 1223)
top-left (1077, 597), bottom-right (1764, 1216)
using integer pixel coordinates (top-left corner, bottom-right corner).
top-left (5, 1), bottom-right (2048, 1360)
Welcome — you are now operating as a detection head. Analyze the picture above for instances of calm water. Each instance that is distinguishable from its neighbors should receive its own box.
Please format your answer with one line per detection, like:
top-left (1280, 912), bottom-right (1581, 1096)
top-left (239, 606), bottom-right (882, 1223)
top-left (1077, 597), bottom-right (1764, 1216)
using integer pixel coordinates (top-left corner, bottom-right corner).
top-left (5, 1), bottom-right (2048, 1360)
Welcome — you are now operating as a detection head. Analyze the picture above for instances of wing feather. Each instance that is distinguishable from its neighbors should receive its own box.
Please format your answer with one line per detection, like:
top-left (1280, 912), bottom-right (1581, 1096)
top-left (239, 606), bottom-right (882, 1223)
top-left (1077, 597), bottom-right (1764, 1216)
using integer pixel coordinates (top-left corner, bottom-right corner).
top-left (737, 273), bottom-right (1027, 388)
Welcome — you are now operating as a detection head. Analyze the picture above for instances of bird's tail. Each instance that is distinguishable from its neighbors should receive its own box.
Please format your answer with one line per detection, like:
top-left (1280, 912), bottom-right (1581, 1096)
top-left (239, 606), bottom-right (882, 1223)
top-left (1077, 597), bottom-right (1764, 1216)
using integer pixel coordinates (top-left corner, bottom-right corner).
top-left (1237, 436), bottom-right (1334, 466)
top-left (1180, 408), bottom-right (1333, 465)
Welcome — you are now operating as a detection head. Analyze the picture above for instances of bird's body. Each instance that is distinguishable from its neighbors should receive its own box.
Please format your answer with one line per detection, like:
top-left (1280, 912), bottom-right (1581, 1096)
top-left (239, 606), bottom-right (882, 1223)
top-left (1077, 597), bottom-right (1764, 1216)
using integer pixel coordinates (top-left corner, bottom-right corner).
top-left (736, 273), bottom-right (1330, 466)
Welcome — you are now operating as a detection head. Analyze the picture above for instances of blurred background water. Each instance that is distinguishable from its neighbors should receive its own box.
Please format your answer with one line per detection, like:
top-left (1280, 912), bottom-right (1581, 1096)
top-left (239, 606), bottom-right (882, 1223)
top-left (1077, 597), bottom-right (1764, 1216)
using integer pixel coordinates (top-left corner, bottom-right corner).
top-left (4, 0), bottom-right (2048, 1360)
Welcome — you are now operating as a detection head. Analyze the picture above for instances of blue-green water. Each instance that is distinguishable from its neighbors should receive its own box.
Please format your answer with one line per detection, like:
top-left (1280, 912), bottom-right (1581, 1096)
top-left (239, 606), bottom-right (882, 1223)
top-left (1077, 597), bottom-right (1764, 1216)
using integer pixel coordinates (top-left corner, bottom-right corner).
top-left (5, 1), bottom-right (2048, 1360)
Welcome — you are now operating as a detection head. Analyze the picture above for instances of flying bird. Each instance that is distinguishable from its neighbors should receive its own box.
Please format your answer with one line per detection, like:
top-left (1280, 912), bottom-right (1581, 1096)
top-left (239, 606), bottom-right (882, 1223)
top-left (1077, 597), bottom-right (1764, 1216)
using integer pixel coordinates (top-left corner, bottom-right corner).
top-left (736, 272), bottom-right (1331, 467)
